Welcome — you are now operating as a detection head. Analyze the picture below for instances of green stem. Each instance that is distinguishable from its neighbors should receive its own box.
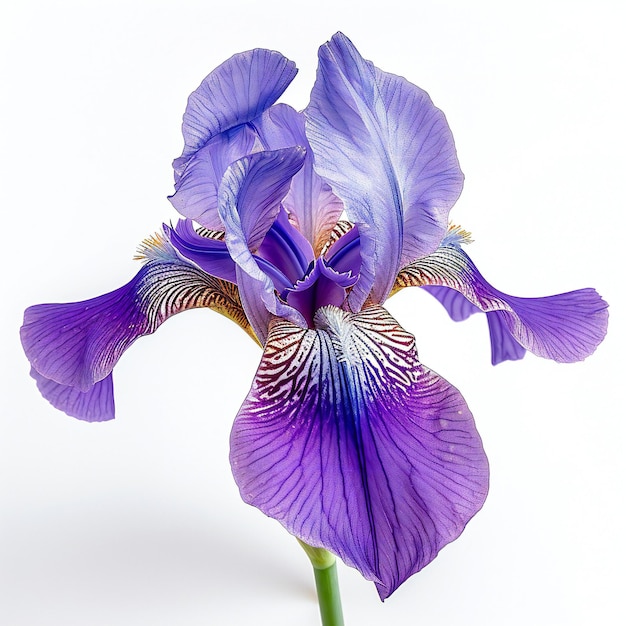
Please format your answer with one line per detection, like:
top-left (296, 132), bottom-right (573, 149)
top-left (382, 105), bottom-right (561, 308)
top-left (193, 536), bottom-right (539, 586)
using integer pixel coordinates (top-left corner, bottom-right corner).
top-left (298, 540), bottom-right (345, 626)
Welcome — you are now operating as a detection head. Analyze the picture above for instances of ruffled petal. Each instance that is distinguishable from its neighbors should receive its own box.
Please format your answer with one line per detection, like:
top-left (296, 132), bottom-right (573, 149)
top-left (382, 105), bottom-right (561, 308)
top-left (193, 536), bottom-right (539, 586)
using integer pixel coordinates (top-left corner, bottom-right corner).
top-left (21, 242), bottom-right (255, 397)
top-left (394, 237), bottom-right (608, 363)
top-left (230, 305), bottom-right (489, 599)
top-left (305, 33), bottom-right (463, 308)
top-left (179, 48), bottom-right (297, 159)
top-left (170, 126), bottom-right (257, 228)
top-left (217, 148), bottom-right (308, 342)
top-left (30, 368), bottom-right (114, 422)
top-left (254, 104), bottom-right (344, 254)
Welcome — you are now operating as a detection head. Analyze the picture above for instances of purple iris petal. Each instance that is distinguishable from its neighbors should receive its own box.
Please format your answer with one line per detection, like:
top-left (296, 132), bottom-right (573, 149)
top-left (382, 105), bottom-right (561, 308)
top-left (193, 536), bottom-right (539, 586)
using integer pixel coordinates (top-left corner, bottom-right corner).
top-left (306, 33), bottom-right (463, 308)
top-left (398, 241), bottom-right (608, 362)
top-left (179, 48), bottom-right (297, 160)
top-left (486, 312), bottom-right (526, 365)
top-left (230, 305), bottom-right (489, 599)
top-left (423, 285), bottom-right (481, 321)
top-left (254, 104), bottom-right (344, 253)
top-left (324, 225), bottom-right (362, 277)
top-left (31, 368), bottom-right (115, 422)
top-left (284, 258), bottom-right (357, 327)
top-left (423, 285), bottom-right (525, 364)
top-left (21, 254), bottom-right (246, 394)
top-left (166, 220), bottom-right (237, 283)
top-left (257, 208), bottom-right (314, 284)
top-left (217, 148), bottom-right (308, 343)
top-left (170, 126), bottom-right (257, 228)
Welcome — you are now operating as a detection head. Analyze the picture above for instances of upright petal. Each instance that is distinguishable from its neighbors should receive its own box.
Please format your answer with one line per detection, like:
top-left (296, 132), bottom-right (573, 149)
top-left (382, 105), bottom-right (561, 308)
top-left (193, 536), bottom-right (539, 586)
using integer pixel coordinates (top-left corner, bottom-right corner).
top-left (305, 33), bottom-right (463, 308)
top-left (218, 148), bottom-right (308, 342)
top-left (179, 48), bottom-right (297, 159)
top-left (230, 305), bottom-right (488, 599)
top-left (254, 104), bottom-right (344, 254)
top-left (21, 238), bottom-right (255, 404)
top-left (393, 235), bottom-right (608, 363)
top-left (170, 126), bottom-right (257, 229)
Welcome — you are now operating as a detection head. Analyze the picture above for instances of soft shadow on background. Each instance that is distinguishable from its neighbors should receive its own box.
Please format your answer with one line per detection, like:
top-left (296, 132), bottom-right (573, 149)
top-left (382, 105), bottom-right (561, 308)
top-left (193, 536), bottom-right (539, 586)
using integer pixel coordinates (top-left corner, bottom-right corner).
top-left (1, 1), bottom-right (624, 625)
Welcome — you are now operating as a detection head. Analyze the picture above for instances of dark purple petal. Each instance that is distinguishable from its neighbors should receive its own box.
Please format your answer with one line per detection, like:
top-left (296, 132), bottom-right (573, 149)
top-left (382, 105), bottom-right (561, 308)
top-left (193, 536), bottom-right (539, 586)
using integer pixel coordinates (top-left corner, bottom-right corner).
top-left (170, 126), bottom-right (257, 228)
top-left (166, 220), bottom-right (237, 283)
top-left (486, 312), bottom-right (526, 365)
top-left (31, 368), bottom-right (114, 422)
top-left (218, 148), bottom-right (308, 342)
top-left (257, 208), bottom-right (314, 284)
top-left (254, 104), bottom-right (344, 253)
top-left (179, 49), bottom-right (297, 159)
top-left (21, 243), bottom-right (254, 394)
top-left (422, 285), bottom-right (526, 364)
top-left (422, 285), bottom-right (481, 321)
top-left (395, 238), bottom-right (608, 363)
top-left (230, 305), bottom-right (489, 599)
top-left (305, 33), bottom-right (463, 308)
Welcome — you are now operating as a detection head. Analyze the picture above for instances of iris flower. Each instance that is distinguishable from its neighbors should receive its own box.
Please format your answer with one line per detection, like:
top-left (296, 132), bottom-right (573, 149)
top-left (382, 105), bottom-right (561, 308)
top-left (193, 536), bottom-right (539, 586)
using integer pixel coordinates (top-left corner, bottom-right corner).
top-left (21, 33), bottom-right (607, 602)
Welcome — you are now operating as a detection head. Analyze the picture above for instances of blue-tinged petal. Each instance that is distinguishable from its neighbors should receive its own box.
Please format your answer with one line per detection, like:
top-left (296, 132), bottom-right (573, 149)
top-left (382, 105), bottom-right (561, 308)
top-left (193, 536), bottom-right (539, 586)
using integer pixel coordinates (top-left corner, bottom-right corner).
top-left (31, 368), bottom-right (114, 422)
top-left (422, 285), bottom-right (526, 364)
top-left (165, 220), bottom-right (237, 283)
top-left (170, 126), bottom-right (257, 228)
top-left (230, 305), bottom-right (488, 599)
top-left (422, 285), bottom-right (481, 321)
top-left (305, 33), bottom-right (463, 308)
top-left (393, 238), bottom-right (608, 363)
top-left (254, 104), bottom-right (344, 253)
top-left (21, 241), bottom-right (255, 398)
top-left (179, 49), bottom-right (297, 159)
top-left (218, 148), bottom-right (308, 342)
top-left (486, 312), bottom-right (526, 365)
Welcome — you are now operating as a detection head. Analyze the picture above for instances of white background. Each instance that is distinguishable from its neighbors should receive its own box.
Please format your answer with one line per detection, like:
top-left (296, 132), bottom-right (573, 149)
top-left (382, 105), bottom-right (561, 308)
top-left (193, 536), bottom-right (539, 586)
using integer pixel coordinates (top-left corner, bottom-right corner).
top-left (1, 1), bottom-right (624, 624)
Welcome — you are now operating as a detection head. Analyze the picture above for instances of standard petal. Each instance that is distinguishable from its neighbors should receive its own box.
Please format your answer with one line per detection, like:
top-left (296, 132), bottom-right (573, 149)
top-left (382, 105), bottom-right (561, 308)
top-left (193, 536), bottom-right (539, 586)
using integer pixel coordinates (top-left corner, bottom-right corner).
top-left (230, 305), bottom-right (488, 599)
top-left (31, 368), bottom-right (115, 422)
top-left (21, 245), bottom-right (255, 395)
top-left (179, 48), bottom-right (297, 159)
top-left (305, 33), bottom-right (463, 308)
top-left (170, 126), bottom-right (257, 228)
top-left (218, 148), bottom-right (308, 342)
top-left (254, 104), bottom-right (344, 254)
top-left (393, 236), bottom-right (609, 363)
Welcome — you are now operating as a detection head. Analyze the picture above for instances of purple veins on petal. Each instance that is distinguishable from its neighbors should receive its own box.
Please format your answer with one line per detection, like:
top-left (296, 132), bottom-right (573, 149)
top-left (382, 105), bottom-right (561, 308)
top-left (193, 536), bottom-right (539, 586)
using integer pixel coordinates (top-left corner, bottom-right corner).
top-left (165, 220), bottom-right (237, 284)
top-left (21, 250), bottom-right (254, 404)
top-left (305, 32), bottom-right (463, 309)
top-left (217, 148), bottom-right (308, 342)
top-left (230, 304), bottom-right (489, 599)
top-left (31, 368), bottom-right (114, 422)
top-left (179, 48), bottom-right (297, 159)
top-left (423, 285), bottom-right (525, 364)
top-left (394, 238), bottom-right (608, 363)
top-left (170, 126), bottom-right (257, 229)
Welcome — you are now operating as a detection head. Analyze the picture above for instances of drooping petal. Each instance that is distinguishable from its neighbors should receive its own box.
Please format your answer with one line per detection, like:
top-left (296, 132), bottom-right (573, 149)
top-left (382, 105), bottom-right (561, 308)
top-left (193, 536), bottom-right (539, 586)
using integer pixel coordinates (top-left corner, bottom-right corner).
top-left (230, 305), bottom-right (489, 599)
top-left (170, 126), bottom-right (257, 228)
top-left (254, 104), bottom-right (344, 253)
top-left (305, 32), bottom-right (463, 308)
top-left (30, 368), bottom-right (114, 422)
top-left (179, 48), bottom-right (297, 159)
top-left (422, 285), bottom-right (526, 365)
top-left (393, 238), bottom-right (608, 363)
top-left (21, 242), bottom-right (256, 397)
top-left (218, 148), bottom-right (308, 342)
